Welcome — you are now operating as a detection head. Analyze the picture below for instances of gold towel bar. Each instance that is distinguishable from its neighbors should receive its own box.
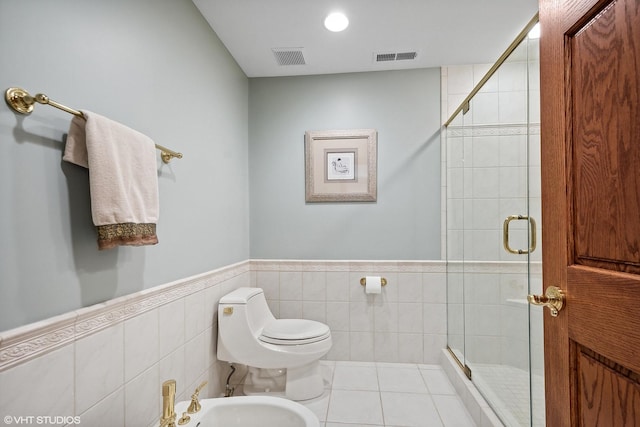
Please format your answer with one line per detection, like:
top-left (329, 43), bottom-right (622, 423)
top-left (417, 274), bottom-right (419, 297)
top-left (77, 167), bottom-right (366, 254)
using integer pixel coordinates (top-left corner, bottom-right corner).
top-left (4, 87), bottom-right (183, 164)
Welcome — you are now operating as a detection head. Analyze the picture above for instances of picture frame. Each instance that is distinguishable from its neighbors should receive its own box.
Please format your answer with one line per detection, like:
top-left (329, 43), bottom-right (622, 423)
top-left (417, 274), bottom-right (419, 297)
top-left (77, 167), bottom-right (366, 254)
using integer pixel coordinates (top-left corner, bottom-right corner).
top-left (305, 129), bottom-right (378, 202)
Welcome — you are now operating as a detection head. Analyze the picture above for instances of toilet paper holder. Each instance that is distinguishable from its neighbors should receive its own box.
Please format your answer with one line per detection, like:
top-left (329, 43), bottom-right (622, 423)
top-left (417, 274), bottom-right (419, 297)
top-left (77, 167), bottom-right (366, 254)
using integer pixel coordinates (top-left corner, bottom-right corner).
top-left (360, 277), bottom-right (388, 287)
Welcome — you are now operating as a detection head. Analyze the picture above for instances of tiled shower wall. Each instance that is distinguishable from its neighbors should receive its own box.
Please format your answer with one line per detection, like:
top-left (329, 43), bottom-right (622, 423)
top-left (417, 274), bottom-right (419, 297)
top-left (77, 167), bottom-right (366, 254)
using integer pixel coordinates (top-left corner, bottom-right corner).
top-left (0, 259), bottom-right (446, 426)
top-left (441, 37), bottom-right (543, 377)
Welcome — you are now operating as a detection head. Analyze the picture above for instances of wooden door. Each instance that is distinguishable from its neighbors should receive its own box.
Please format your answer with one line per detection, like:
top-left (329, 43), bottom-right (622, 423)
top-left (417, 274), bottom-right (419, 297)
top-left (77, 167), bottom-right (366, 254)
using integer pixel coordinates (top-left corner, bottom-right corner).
top-left (540, 0), bottom-right (640, 425)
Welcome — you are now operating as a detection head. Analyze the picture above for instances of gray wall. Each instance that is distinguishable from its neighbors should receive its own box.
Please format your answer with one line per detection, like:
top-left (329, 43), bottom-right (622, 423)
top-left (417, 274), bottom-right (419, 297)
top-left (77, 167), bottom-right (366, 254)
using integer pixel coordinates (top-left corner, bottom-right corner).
top-left (249, 70), bottom-right (441, 260)
top-left (0, 0), bottom-right (250, 331)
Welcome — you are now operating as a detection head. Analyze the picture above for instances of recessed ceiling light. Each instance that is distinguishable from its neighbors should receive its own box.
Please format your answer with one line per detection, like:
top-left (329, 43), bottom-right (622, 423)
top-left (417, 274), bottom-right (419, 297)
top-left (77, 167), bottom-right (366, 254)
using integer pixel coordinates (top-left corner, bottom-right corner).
top-left (324, 12), bottom-right (349, 32)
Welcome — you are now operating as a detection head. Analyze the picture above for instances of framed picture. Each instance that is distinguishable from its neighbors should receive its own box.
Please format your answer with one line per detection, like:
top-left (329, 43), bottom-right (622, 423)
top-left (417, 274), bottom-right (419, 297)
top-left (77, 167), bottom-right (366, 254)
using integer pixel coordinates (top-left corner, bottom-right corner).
top-left (305, 129), bottom-right (377, 202)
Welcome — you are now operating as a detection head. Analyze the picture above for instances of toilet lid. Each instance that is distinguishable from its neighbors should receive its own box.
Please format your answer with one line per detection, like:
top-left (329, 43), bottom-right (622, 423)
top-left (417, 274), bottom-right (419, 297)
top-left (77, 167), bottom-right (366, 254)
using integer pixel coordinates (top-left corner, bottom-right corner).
top-left (259, 319), bottom-right (330, 345)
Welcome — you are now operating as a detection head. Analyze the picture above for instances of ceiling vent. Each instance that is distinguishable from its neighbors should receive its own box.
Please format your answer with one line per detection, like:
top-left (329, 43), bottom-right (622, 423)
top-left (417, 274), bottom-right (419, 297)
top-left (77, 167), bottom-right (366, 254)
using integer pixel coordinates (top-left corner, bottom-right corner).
top-left (376, 53), bottom-right (396, 62)
top-left (272, 48), bottom-right (306, 66)
top-left (374, 51), bottom-right (418, 62)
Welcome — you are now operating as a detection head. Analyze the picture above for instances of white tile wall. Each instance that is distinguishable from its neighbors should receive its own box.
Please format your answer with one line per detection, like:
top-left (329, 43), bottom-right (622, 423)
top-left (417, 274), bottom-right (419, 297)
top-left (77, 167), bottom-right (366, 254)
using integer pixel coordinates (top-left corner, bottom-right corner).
top-left (124, 309), bottom-right (159, 382)
top-left (0, 261), bottom-right (251, 427)
top-left (0, 345), bottom-right (75, 421)
top-left (252, 260), bottom-right (447, 364)
top-left (76, 322), bottom-right (125, 414)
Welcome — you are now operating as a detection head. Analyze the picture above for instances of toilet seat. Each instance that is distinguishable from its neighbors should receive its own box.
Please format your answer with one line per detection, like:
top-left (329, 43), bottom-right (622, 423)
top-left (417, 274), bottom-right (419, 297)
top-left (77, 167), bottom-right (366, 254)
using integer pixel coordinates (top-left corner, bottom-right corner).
top-left (259, 319), bottom-right (331, 345)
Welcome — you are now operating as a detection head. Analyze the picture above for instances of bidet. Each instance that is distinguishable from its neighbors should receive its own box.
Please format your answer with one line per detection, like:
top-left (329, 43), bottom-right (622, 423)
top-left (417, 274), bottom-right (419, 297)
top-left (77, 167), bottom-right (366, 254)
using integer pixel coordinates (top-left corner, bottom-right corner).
top-left (173, 396), bottom-right (319, 427)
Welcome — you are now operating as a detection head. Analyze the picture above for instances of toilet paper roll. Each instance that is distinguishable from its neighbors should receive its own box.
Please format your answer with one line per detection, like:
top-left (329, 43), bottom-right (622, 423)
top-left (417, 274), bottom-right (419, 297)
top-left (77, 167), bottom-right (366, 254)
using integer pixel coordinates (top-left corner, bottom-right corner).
top-left (365, 276), bottom-right (382, 294)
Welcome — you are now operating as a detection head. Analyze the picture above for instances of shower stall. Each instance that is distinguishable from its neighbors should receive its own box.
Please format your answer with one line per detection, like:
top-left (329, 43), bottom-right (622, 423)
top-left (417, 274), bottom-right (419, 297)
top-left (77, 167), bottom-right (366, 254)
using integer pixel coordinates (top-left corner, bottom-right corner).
top-left (444, 16), bottom-right (543, 427)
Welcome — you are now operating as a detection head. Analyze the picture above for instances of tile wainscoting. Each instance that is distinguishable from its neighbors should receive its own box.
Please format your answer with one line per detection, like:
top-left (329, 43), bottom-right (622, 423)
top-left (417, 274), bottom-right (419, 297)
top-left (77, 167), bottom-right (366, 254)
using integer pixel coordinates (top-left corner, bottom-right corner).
top-left (0, 261), bottom-right (251, 427)
top-left (0, 260), bottom-right (447, 427)
top-left (251, 260), bottom-right (447, 364)
top-left (0, 260), bottom-right (450, 426)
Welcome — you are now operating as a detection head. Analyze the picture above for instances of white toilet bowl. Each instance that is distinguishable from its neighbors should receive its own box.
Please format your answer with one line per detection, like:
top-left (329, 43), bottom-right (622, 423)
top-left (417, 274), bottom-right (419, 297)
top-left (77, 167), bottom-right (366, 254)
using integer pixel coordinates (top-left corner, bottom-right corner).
top-left (217, 287), bottom-right (332, 401)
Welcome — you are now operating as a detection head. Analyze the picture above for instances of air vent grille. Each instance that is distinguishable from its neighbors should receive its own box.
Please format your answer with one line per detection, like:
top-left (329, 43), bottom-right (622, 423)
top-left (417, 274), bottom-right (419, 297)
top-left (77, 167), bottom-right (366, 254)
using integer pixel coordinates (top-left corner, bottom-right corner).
top-left (376, 53), bottom-right (396, 62)
top-left (396, 51), bottom-right (417, 60)
top-left (374, 51), bottom-right (418, 62)
top-left (272, 48), bottom-right (306, 66)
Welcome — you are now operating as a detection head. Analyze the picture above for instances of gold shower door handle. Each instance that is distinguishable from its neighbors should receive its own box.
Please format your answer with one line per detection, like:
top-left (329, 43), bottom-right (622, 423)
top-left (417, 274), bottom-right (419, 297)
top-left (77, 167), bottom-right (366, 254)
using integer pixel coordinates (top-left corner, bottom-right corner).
top-left (503, 215), bottom-right (537, 254)
top-left (527, 286), bottom-right (565, 317)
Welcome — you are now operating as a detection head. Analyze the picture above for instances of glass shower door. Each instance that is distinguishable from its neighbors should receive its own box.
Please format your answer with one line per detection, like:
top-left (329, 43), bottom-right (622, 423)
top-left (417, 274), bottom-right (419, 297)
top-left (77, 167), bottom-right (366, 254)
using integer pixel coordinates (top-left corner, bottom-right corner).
top-left (445, 19), bottom-right (543, 427)
top-left (469, 37), bottom-right (533, 427)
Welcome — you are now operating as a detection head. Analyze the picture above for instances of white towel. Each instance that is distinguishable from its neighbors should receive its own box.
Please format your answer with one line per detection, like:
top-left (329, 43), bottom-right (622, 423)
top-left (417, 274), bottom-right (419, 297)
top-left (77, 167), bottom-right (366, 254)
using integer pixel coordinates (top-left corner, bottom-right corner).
top-left (64, 111), bottom-right (159, 250)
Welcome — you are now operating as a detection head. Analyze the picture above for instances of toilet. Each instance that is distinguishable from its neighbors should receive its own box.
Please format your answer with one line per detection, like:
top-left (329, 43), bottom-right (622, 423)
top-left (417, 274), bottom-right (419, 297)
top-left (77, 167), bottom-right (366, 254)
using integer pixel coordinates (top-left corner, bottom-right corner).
top-left (217, 287), bottom-right (332, 401)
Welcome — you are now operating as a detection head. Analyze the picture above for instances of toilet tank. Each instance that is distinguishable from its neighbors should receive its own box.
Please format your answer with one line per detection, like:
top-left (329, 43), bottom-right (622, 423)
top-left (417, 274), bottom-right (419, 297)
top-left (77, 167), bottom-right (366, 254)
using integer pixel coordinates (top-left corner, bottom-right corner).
top-left (219, 287), bottom-right (275, 335)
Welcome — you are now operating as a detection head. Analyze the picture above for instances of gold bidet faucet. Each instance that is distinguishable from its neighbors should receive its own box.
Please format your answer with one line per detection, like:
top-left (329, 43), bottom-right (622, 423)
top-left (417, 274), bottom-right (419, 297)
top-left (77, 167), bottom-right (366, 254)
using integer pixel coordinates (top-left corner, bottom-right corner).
top-left (187, 381), bottom-right (208, 413)
top-left (160, 380), bottom-right (177, 427)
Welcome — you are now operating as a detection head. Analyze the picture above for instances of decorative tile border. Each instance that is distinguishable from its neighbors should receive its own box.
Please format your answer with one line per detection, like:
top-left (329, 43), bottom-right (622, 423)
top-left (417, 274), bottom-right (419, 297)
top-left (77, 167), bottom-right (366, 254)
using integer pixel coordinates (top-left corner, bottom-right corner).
top-left (0, 260), bottom-right (250, 372)
top-left (0, 315), bottom-right (76, 372)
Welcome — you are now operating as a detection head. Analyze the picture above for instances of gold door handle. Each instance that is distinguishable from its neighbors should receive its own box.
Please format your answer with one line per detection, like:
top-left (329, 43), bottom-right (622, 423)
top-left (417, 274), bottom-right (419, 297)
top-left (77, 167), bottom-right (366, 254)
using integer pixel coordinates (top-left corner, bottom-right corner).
top-left (527, 286), bottom-right (565, 317)
top-left (503, 215), bottom-right (537, 254)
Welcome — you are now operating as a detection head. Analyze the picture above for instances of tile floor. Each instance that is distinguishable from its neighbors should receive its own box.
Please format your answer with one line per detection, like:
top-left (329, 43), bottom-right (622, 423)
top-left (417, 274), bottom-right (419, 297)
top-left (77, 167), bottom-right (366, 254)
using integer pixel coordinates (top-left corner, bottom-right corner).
top-left (300, 361), bottom-right (477, 427)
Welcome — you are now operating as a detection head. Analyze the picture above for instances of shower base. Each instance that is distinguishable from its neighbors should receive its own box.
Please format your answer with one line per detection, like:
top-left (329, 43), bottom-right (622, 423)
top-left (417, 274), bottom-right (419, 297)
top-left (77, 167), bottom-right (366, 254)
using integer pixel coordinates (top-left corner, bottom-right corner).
top-left (470, 363), bottom-right (544, 427)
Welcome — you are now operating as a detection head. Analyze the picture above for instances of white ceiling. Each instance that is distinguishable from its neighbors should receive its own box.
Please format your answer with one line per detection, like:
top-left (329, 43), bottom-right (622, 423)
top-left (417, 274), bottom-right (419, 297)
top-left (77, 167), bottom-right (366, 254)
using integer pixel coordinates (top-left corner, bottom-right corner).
top-left (192, 0), bottom-right (539, 78)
